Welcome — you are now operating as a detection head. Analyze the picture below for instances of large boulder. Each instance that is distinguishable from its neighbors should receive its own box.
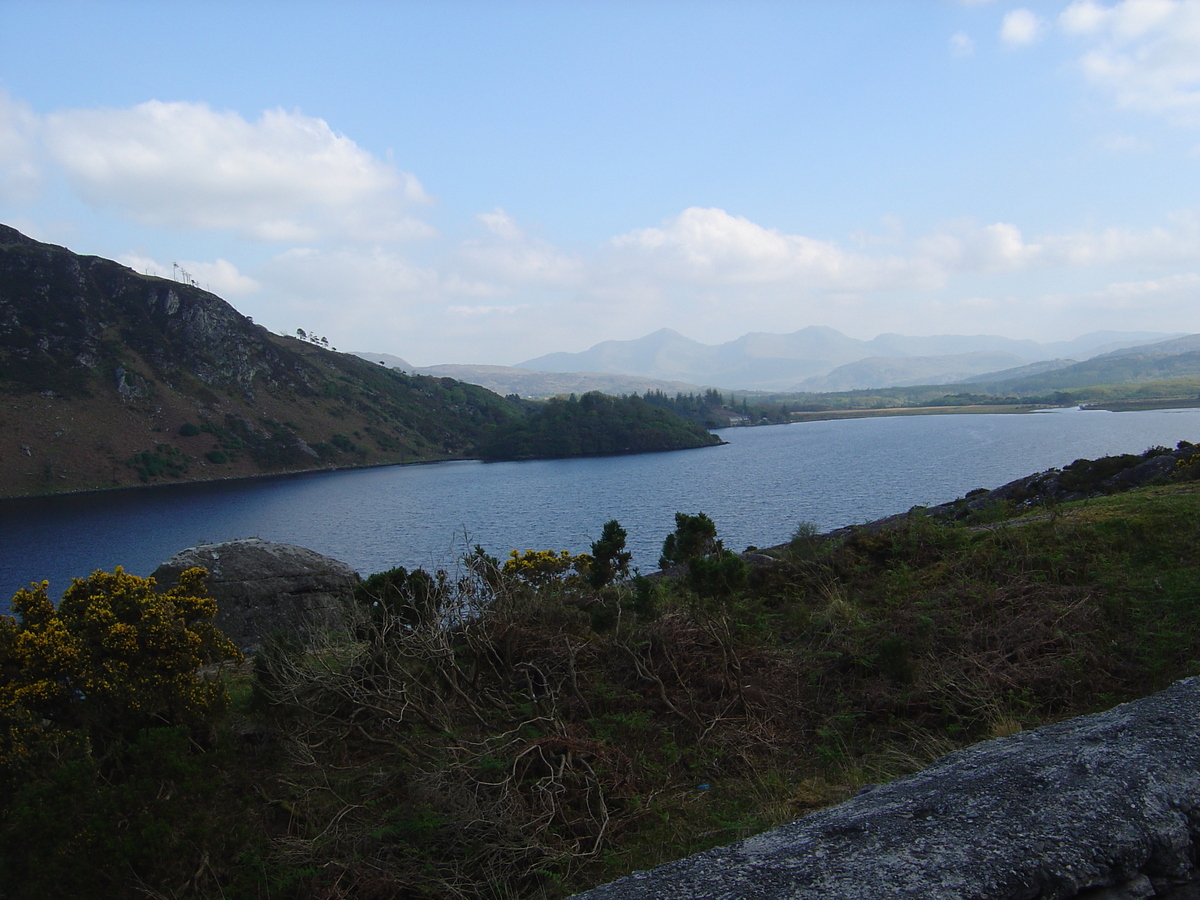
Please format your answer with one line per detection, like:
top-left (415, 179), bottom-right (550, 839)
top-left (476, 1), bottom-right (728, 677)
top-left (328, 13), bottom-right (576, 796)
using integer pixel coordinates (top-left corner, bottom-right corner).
top-left (152, 538), bottom-right (358, 652)
top-left (571, 677), bottom-right (1200, 900)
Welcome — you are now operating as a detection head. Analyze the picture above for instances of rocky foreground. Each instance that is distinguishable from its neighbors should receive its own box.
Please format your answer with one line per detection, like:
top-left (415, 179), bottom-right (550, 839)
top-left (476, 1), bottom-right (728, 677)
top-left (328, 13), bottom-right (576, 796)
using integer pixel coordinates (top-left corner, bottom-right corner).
top-left (571, 677), bottom-right (1200, 900)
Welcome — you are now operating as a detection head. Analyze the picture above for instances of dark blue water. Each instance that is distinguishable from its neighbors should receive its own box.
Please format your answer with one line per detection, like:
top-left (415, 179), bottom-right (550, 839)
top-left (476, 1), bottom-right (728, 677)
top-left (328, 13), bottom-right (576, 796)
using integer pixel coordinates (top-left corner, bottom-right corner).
top-left (3, 406), bottom-right (1199, 601)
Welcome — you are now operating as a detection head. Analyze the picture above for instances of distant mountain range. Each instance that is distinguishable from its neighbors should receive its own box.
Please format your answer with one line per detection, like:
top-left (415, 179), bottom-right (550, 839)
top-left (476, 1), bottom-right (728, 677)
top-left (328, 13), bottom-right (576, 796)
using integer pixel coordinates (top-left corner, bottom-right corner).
top-left (518, 327), bottom-right (1182, 392)
top-left (358, 326), bottom-right (1183, 397)
top-left (971, 333), bottom-right (1200, 395)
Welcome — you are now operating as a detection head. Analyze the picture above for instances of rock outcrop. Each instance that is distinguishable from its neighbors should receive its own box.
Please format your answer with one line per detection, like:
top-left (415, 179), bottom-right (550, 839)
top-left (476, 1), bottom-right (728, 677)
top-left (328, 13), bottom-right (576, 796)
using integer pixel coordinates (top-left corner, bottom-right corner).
top-left (152, 538), bottom-right (358, 652)
top-left (571, 677), bottom-right (1200, 900)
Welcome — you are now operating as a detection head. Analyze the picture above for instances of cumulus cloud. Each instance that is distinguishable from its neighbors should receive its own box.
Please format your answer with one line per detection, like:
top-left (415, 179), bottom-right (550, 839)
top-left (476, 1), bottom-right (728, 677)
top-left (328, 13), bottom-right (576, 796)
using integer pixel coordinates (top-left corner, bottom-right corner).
top-left (1059, 0), bottom-right (1200, 123)
top-left (915, 221), bottom-right (1043, 272)
top-left (41, 101), bottom-right (433, 241)
top-left (1001, 9), bottom-right (1047, 46)
top-left (610, 207), bottom-right (942, 292)
top-left (117, 253), bottom-right (261, 296)
top-left (0, 90), bottom-right (41, 203)
top-left (477, 207), bottom-right (525, 241)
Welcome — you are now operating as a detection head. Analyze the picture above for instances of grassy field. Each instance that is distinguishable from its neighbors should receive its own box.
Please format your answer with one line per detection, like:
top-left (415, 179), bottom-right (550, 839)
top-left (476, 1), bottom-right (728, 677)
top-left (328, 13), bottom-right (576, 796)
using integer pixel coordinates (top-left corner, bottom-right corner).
top-left (4, 477), bottom-right (1200, 898)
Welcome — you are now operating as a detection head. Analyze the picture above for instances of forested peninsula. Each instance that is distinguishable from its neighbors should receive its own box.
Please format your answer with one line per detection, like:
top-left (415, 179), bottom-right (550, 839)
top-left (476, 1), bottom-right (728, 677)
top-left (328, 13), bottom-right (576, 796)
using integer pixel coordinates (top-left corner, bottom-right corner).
top-left (480, 391), bottom-right (724, 460)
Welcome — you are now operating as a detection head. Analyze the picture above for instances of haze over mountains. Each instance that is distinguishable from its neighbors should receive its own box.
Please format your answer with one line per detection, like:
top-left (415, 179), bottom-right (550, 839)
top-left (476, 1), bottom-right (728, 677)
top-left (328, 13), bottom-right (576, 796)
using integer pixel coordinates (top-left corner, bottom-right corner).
top-left (519, 327), bottom-right (1180, 392)
top-left (360, 327), bottom-right (1182, 397)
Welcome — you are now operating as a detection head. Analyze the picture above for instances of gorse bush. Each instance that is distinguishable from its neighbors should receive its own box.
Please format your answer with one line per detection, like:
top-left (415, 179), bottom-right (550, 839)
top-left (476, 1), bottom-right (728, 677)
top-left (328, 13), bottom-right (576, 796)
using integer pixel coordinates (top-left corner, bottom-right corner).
top-left (0, 568), bottom-right (246, 899)
top-left (503, 547), bottom-right (594, 588)
top-left (0, 567), bottom-right (239, 786)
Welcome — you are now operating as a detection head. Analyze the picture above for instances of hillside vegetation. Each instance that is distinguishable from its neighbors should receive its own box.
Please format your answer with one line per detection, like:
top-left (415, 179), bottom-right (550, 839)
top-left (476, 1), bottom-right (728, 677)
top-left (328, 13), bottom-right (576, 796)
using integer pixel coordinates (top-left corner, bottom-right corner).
top-left (0, 226), bottom-right (716, 498)
top-left (0, 225), bottom-right (525, 497)
top-left (5, 447), bottom-right (1200, 898)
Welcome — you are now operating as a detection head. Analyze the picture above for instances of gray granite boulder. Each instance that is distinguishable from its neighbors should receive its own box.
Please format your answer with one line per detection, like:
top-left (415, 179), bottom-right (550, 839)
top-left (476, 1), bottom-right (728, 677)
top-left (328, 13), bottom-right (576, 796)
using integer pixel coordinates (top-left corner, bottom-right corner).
top-left (571, 677), bottom-right (1200, 900)
top-left (152, 538), bottom-right (358, 652)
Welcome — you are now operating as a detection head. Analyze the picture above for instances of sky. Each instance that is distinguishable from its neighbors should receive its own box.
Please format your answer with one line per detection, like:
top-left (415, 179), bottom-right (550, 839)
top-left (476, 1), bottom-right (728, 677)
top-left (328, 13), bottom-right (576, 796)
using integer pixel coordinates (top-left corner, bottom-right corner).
top-left (1, 0), bottom-right (1199, 367)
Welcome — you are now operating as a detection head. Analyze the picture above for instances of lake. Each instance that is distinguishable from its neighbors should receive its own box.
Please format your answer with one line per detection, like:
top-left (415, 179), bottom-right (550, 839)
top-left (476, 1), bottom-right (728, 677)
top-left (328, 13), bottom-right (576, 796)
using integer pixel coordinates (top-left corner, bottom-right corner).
top-left (3, 405), bottom-right (1200, 602)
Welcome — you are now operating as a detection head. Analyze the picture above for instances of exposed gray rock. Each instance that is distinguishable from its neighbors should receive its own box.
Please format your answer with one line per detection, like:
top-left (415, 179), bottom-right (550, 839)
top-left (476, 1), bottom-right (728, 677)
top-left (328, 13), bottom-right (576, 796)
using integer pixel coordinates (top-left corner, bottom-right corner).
top-left (114, 364), bottom-right (149, 399)
top-left (152, 538), bottom-right (358, 652)
top-left (571, 677), bottom-right (1200, 900)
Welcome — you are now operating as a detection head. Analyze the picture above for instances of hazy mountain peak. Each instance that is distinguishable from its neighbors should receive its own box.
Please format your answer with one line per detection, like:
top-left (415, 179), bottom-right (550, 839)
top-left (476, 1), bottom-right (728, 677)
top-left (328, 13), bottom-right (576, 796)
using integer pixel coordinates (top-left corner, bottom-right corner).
top-left (513, 326), bottom-right (1183, 392)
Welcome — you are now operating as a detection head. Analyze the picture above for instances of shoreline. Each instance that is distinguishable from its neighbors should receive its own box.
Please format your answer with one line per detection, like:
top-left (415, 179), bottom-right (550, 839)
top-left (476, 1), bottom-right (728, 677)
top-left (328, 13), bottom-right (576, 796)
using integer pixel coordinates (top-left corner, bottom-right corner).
top-left (3, 400), bottom-right (1191, 503)
top-left (783, 402), bottom-right (1055, 423)
top-left (1082, 397), bottom-right (1200, 412)
top-left (0, 437), bottom-right (731, 504)
top-left (0, 452), bottom-right (475, 505)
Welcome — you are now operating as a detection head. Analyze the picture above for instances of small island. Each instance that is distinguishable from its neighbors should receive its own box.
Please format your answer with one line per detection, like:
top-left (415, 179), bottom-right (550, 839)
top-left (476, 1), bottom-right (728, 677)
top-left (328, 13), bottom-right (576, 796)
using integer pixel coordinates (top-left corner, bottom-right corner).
top-left (479, 390), bottom-right (724, 461)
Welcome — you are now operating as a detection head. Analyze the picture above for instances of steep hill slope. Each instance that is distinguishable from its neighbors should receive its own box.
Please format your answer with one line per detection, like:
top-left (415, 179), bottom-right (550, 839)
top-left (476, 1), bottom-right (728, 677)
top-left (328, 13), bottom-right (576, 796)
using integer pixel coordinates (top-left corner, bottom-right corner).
top-left (0, 225), bottom-right (519, 498)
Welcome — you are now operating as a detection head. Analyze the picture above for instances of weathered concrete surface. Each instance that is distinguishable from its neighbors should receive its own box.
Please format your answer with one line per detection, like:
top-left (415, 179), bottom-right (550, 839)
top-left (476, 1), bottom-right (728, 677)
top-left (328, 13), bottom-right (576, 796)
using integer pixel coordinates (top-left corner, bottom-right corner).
top-left (152, 538), bottom-right (357, 652)
top-left (572, 678), bottom-right (1200, 900)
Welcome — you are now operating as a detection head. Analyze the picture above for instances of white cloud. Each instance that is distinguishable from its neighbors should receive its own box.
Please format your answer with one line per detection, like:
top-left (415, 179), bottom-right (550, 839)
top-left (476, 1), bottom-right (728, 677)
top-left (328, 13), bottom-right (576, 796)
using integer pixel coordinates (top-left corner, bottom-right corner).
top-left (41, 101), bottom-right (433, 241)
top-left (915, 220), bottom-right (1043, 272)
top-left (117, 253), bottom-right (261, 296)
top-left (950, 32), bottom-right (976, 57)
top-left (610, 207), bottom-right (941, 291)
top-left (460, 208), bottom-right (584, 287)
top-left (0, 90), bottom-right (41, 203)
top-left (1042, 271), bottom-right (1200, 309)
top-left (477, 207), bottom-right (525, 240)
top-left (913, 212), bottom-right (1200, 273)
top-left (1001, 9), bottom-right (1047, 46)
top-left (1059, 0), bottom-right (1200, 123)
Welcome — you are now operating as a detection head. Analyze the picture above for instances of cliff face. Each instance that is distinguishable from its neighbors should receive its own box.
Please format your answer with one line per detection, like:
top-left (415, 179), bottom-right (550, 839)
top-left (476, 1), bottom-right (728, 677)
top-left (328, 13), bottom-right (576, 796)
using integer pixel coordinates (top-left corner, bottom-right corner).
top-left (0, 225), bottom-right (518, 497)
top-left (0, 224), bottom-right (297, 395)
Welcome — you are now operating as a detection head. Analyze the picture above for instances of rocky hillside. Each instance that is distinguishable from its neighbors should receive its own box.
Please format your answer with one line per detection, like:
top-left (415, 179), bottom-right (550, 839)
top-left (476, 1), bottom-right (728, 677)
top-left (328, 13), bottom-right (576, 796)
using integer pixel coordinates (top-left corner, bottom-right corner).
top-left (0, 225), bottom-right (519, 498)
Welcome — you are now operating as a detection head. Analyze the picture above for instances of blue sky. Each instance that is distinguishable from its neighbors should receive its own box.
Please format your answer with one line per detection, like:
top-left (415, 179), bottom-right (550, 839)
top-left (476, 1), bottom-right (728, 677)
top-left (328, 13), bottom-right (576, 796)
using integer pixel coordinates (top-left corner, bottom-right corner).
top-left (2, 0), bottom-right (1199, 366)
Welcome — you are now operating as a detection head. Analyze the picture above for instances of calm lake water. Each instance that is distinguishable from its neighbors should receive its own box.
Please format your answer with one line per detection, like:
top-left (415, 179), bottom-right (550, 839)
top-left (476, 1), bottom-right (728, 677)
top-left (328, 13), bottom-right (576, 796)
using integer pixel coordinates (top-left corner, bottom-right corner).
top-left (3, 406), bottom-right (1200, 602)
